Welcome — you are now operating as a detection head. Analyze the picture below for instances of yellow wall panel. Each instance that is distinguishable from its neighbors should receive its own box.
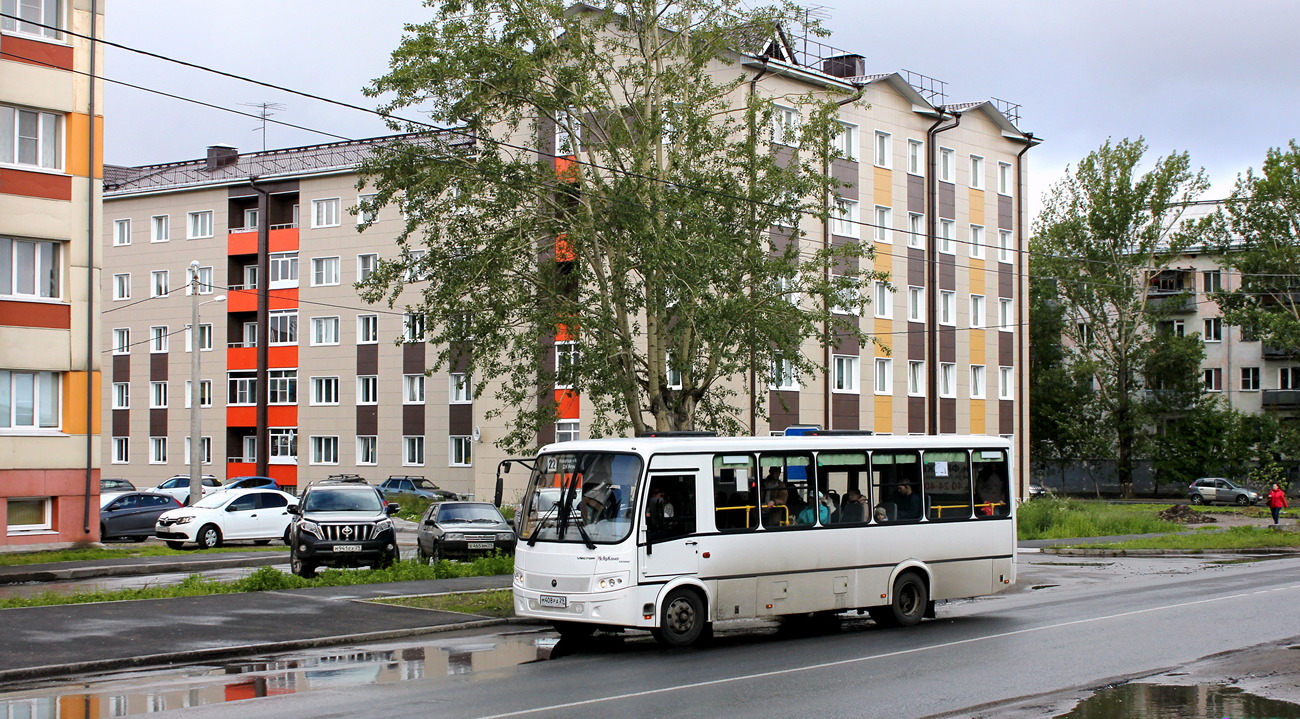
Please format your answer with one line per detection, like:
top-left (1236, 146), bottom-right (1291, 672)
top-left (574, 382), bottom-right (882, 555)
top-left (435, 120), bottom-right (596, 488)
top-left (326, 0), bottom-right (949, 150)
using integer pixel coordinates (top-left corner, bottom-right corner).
top-left (873, 166), bottom-right (892, 207)
top-left (873, 318), bottom-right (893, 351)
top-left (65, 112), bottom-right (104, 179)
top-left (874, 394), bottom-right (893, 434)
top-left (969, 188), bottom-right (985, 226)
top-left (62, 370), bottom-right (101, 435)
top-left (969, 329), bottom-right (985, 366)
top-left (969, 399), bottom-right (986, 435)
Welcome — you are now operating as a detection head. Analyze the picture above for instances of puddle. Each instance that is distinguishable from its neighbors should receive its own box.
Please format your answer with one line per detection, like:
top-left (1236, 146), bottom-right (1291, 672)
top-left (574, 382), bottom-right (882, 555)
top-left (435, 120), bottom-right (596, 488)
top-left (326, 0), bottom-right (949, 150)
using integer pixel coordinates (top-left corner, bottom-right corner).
top-left (1055, 683), bottom-right (1300, 718)
top-left (1207, 555), bottom-right (1293, 565)
top-left (0, 632), bottom-right (554, 718)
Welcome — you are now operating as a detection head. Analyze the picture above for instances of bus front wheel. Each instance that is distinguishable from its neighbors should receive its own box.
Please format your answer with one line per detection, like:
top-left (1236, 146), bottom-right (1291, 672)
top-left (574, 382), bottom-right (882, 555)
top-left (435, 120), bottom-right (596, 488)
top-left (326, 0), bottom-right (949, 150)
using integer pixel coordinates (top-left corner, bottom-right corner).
top-left (652, 588), bottom-right (707, 648)
top-left (871, 572), bottom-right (928, 628)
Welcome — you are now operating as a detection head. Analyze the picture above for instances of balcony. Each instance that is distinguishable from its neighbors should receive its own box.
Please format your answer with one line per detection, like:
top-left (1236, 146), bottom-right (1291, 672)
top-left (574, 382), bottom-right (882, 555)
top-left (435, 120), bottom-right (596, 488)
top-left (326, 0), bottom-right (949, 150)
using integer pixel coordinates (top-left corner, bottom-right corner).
top-left (1263, 345), bottom-right (1295, 360)
top-left (1262, 390), bottom-right (1300, 408)
top-left (1145, 291), bottom-right (1195, 314)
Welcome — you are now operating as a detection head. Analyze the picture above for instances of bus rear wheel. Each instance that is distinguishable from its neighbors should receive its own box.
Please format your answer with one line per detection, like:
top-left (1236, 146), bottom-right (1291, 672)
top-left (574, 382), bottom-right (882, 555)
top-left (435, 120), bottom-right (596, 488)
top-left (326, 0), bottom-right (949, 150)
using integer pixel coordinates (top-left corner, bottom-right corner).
top-left (651, 588), bottom-right (707, 648)
top-left (870, 572), bottom-right (928, 628)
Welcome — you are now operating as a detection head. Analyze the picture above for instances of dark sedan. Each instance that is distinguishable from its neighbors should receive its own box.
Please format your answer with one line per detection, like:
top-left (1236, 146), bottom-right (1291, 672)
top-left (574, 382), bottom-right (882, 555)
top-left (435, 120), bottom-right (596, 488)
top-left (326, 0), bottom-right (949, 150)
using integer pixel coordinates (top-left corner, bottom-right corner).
top-left (415, 502), bottom-right (515, 562)
top-left (100, 491), bottom-right (181, 541)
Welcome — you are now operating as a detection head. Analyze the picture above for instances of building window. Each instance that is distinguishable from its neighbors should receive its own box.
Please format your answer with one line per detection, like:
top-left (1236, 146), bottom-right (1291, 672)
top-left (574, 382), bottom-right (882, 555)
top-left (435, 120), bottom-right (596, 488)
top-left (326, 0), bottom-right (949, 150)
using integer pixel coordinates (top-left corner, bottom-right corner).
top-left (112, 328), bottom-right (130, 355)
top-left (150, 215), bottom-right (169, 242)
top-left (873, 280), bottom-right (892, 319)
top-left (270, 428), bottom-right (297, 464)
top-left (770, 356), bottom-right (798, 391)
top-left (0, 370), bottom-right (59, 429)
top-left (832, 355), bottom-right (860, 393)
top-left (357, 193), bottom-right (378, 225)
top-left (1241, 367), bottom-right (1260, 391)
top-left (938, 219), bottom-right (955, 254)
top-left (1, 0), bottom-right (63, 40)
top-left (149, 270), bottom-right (168, 298)
top-left (149, 381), bottom-right (167, 409)
top-left (112, 437), bottom-right (129, 464)
top-left (0, 105), bottom-right (61, 169)
top-left (184, 265), bottom-right (213, 295)
top-left (403, 435), bottom-right (425, 466)
top-left (228, 371), bottom-right (256, 405)
top-left (830, 274), bottom-right (861, 316)
top-left (873, 205), bottom-right (891, 244)
top-left (999, 298), bottom-right (1014, 332)
top-left (969, 155), bottom-right (984, 189)
top-left (112, 273), bottom-right (130, 301)
top-left (969, 224), bottom-right (985, 259)
top-left (1281, 367), bottom-right (1300, 390)
top-left (356, 435), bottom-right (377, 465)
top-left (1203, 270), bottom-right (1223, 293)
top-left (907, 286), bottom-right (924, 323)
top-left (556, 341), bottom-right (578, 388)
top-left (240, 208), bottom-right (258, 231)
top-left (310, 436), bottom-right (339, 465)
top-left (183, 436), bottom-right (212, 466)
top-left (269, 310), bottom-right (297, 345)
top-left (874, 358), bottom-right (892, 395)
top-left (111, 382), bottom-right (129, 410)
top-left (999, 366), bottom-right (1014, 400)
top-left (357, 253), bottom-right (378, 282)
top-left (831, 198), bottom-right (859, 238)
top-left (907, 139), bottom-right (924, 175)
top-left (149, 325), bottom-right (168, 353)
top-left (555, 107), bottom-right (581, 154)
top-left (311, 198), bottom-right (341, 228)
top-left (1202, 367), bottom-right (1223, 392)
top-left (939, 147), bottom-right (954, 182)
top-left (357, 314), bottom-right (378, 344)
top-left (556, 420), bottom-right (579, 443)
top-left (998, 161), bottom-right (1012, 195)
top-left (0, 237), bottom-right (60, 299)
top-left (6, 497), bottom-right (53, 533)
top-left (833, 122), bottom-right (858, 161)
top-left (998, 230), bottom-right (1014, 263)
top-left (970, 364), bottom-right (986, 399)
top-left (310, 316), bottom-right (340, 346)
top-left (113, 219), bottom-right (131, 247)
top-left (907, 212), bottom-right (924, 249)
top-left (403, 374), bottom-right (426, 404)
top-left (450, 373), bottom-right (473, 403)
top-left (268, 369), bottom-right (297, 405)
top-left (311, 256), bottom-right (340, 286)
top-left (182, 379), bottom-right (213, 408)
top-left (403, 313), bottom-right (426, 343)
top-left (186, 211), bottom-right (214, 239)
top-left (185, 323), bottom-right (213, 352)
top-left (269, 252), bottom-right (298, 289)
top-left (665, 352), bottom-right (683, 390)
top-left (939, 290), bottom-right (956, 326)
top-left (873, 131), bottom-right (891, 168)
top-left (907, 360), bottom-right (925, 396)
top-left (150, 437), bottom-right (167, 464)
top-left (939, 362), bottom-right (956, 398)
top-left (357, 375), bottom-right (378, 405)
top-left (450, 436), bottom-right (472, 467)
top-left (1204, 317), bottom-right (1222, 342)
top-left (311, 376), bottom-right (339, 406)
top-left (771, 105), bottom-right (800, 146)
top-left (970, 295), bottom-right (986, 329)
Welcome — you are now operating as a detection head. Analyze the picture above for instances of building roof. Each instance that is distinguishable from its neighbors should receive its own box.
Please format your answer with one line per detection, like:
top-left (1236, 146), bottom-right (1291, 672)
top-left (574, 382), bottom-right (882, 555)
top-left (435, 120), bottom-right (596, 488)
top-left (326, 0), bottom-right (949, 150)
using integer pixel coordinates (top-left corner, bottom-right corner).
top-left (104, 131), bottom-right (472, 196)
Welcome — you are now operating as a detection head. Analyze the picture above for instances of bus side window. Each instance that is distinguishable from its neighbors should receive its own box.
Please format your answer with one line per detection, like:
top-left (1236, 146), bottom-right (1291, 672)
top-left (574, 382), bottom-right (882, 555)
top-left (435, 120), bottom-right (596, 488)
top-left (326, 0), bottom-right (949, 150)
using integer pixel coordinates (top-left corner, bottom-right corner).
top-left (973, 450), bottom-right (1009, 518)
top-left (713, 455), bottom-right (757, 532)
top-left (872, 451), bottom-right (922, 522)
top-left (759, 453), bottom-right (815, 527)
top-left (647, 475), bottom-right (696, 541)
top-left (923, 450), bottom-right (972, 521)
top-left (818, 452), bottom-right (869, 524)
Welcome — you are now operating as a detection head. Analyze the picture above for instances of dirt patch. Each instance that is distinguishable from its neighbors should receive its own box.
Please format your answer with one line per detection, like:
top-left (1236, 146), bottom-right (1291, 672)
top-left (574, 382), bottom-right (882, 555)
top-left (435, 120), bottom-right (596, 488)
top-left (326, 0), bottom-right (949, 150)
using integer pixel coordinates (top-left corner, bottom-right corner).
top-left (1157, 504), bottom-right (1216, 524)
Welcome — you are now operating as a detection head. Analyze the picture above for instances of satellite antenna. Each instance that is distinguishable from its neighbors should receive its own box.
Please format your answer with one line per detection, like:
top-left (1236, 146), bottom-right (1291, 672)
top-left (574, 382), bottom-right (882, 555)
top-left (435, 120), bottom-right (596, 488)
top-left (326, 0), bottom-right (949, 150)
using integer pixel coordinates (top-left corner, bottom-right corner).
top-left (240, 102), bottom-right (286, 152)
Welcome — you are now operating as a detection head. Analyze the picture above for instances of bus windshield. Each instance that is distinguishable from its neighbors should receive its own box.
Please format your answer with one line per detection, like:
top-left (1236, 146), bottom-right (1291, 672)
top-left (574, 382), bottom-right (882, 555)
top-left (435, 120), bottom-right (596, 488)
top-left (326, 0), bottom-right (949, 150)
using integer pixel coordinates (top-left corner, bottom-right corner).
top-left (520, 452), bottom-right (642, 545)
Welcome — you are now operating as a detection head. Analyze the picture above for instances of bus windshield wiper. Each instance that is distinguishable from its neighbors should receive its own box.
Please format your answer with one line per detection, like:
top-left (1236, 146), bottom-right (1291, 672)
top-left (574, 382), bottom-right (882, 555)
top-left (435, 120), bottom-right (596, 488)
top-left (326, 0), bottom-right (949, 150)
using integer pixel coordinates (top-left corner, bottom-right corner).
top-left (527, 501), bottom-right (560, 547)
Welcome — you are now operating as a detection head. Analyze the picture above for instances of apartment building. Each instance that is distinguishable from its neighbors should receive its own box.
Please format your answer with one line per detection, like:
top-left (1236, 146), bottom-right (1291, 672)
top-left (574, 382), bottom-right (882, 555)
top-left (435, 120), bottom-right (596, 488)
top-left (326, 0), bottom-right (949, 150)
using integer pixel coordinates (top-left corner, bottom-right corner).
top-left (102, 43), bottom-right (1036, 501)
top-left (1, 0), bottom-right (104, 548)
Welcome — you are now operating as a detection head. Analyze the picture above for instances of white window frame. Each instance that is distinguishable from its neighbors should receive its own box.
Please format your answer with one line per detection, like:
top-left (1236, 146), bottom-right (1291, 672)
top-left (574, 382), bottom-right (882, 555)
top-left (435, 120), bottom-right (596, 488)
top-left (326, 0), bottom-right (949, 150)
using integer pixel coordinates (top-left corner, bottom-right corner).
top-left (311, 198), bottom-right (341, 228)
top-left (403, 435), bottom-right (425, 467)
top-left (939, 147), bottom-right (955, 182)
top-left (938, 219), bottom-right (955, 255)
top-left (356, 193), bottom-right (378, 225)
top-left (357, 314), bottom-right (378, 344)
top-left (186, 210), bottom-right (214, 239)
top-left (907, 212), bottom-right (924, 249)
top-left (873, 131), bottom-right (891, 168)
top-left (771, 104), bottom-right (800, 146)
top-left (832, 355), bottom-right (860, 394)
top-left (183, 436), bottom-right (212, 466)
top-left (112, 437), bottom-right (129, 464)
top-left (112, 382), bottom-right (129, 410)
top-left (269, 252), bottom-right (299, 289)
top-left (112, 328), bottom-right (130, 355)
top-left (182, 379), bottom-right (213, 408)
top-left (311, 256), bottom-right (340, 287)
top-left (874, 358), bottom-right (892, 395)
top-left (555, 341), bottom-right (578, 389)
top-left (969, 225), bottom-right (985, 259)
top-left (833, 121), bottom-right (858, 161)
top-left (0, 105), bottom-right (62, 170)
top-left (907, 139), bottom-right (924, 175)
top-left (184, 322), bottom-right (213, 352)
top-left (150, 437), bottom-right (167, 464)
top-left (970, 364), bottom-right (986, 399)
top-left (357, 253), bottom-right (378, 282)
top-left (1, 0), bottom-right (64, 40)
top-left (150, 215), bottom-right (169, 243)
top-left (450, 373), bottom-right (474, 404)
top-left (267, 369), bottom-right (297, 405)
top-left (970, 295), bottom-right (986, 329)
top-left (310, 376), bottom-right (339, 406)
top-left (907, 360), bottom-right (925, 397)
top-left (269, 428), bottom-right (297, 465)
top-left (770, 356), bottom-right (798, 391)
top-left (403, 313), bottom-right (426, 343)
top-left (939, 362), bottom-right (956, 398)
top-left (556, 419), bottom-right (580, 443)
top-left (969, 155), bottom-right (985, 189)
top-left (1241, 367), bottom-right (1260, 392)
top-left (403, 374), bottom-right (426, 404)
top-left (873, 205), bottom-right (891, 244)
top-left (357, 375), bottom-right (378, 405)
top-left (1204, 317), bottom-right (1222, 342)
top-left (873, 280), bottom-right (893, 319)
top-left (0, 237), bottom-right (59, 299)
top-left (831, 198), bottom-right (859, 238)
top-left (356, 435), bottom-right (378, 466)
top-left (149, 325), bottom-right (168, 353)
top-left (113, 273), bottom-right (130, 301)
top-left (310, 316), bottom-right (340, 346)
top-left (998, 162), bottom-right (1013, 196)
top-left (998, 230), bottom-right (1014, 263)
top-left (450, 435), bottom-right (472, 467)
top-left (113, 218), bottom-right (131, 247)
top-left (0, 370), bottom-right (61, 429)
top-left (150, 270), bottom-right (168, 298)
top-left (907, 286), bottom-right (924, 323)
top-left (939, 290), bottom-right (956, 326)
top-left (1204, 367), bottom-right (1223, 392)
top-left (269, 309), bottom-right (297, 346)
top-left (999, 298), bottom-right (1014, 332)
top-left (999, 366), bottom-right (1014, 400)
top-left (184, 265), bottom-right (213, 296)
top-left (310, 436), bottom-right (340, 465)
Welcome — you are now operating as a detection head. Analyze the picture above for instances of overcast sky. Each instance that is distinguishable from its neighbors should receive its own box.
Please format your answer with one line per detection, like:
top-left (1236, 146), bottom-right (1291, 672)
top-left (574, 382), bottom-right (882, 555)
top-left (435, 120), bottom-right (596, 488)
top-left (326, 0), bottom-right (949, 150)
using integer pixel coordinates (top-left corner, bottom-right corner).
top-left (104, 1), bottom-right (1300, 217)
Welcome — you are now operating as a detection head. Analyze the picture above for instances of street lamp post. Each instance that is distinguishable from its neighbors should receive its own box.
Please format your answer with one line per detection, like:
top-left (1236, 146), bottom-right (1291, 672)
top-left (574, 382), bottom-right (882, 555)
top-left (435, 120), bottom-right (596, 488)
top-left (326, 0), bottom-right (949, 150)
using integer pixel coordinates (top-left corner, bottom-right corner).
top-left (188, 260), bottom-right (225, 505)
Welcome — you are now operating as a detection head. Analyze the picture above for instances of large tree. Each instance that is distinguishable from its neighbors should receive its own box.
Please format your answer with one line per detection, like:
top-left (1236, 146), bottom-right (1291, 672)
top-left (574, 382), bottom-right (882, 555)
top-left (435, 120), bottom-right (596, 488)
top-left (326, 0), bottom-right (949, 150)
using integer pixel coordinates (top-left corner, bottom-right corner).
top-left (1214, 140), bottom-right (1300, 351)
top-left (357, 0), bottom-right (881, 452)
top-left (1032, 137), bottom-right (1215, 494)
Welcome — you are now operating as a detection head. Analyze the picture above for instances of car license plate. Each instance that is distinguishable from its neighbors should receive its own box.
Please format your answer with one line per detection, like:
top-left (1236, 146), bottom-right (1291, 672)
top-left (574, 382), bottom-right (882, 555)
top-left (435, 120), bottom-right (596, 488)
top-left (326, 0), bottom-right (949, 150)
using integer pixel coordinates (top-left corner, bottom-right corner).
top-left (539, 594), bottom-right (567, 608)
top-left (468, 542), bottom-right (493, 550)
top-left (334, 544), bottom-right (362, 552)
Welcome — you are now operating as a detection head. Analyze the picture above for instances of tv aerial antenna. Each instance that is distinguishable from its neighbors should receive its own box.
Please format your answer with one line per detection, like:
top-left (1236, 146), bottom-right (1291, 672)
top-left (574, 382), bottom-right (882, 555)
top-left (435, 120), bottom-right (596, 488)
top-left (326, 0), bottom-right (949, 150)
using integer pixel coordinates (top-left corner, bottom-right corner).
top-left (240, 102), bottom-right (286, 152)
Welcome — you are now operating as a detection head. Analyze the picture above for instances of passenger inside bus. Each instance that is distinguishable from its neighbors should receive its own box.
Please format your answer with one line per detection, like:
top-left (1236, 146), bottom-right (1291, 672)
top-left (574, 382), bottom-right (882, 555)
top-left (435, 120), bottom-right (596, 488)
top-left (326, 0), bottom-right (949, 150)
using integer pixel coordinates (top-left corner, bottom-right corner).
top-left (975, 466), bottom-right (1008, 516)
top-left (874, 505), bottom-right (889, 523)
top-left (796, 492), bottom-right (831, 525)
top-left (839, 489), bottom-right (868, 523)
top-left (894, 484), bottom-right (923, 520)
top-left (763, 489), bottom-right (790, 526)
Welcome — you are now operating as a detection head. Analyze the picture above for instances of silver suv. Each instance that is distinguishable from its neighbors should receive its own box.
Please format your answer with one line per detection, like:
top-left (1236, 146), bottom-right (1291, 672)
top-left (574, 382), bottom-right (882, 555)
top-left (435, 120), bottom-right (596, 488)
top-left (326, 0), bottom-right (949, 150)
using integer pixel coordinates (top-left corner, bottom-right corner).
top-left (1187, 477), bottom-right (1260, 506)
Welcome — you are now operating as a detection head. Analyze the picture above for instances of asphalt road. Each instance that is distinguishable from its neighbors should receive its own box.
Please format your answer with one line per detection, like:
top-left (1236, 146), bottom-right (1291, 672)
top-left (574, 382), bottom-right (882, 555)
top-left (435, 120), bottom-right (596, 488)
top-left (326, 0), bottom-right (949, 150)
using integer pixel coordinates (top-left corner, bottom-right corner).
top-left (8, 550), bottom-right (1297, 719)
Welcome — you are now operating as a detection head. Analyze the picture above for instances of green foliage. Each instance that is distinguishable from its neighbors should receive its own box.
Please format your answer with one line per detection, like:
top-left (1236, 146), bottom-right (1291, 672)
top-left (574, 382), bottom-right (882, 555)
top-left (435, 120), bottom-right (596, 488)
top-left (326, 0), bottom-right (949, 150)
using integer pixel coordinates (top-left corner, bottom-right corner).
top-left (357, 0), bottom-right (883, 450)
top-left (389, 493), bottom-right (433, 522)
top-left (1082, 525), bottom-right (1300, 551)
top-left (1028, 275), bottom-right (1105, 462)
top-left (379, 589), bottom-right (515, 618)
top-left (0, 544), bottom-right (284, 568)
top-left (1016, 497), bottom-right (1183, 540)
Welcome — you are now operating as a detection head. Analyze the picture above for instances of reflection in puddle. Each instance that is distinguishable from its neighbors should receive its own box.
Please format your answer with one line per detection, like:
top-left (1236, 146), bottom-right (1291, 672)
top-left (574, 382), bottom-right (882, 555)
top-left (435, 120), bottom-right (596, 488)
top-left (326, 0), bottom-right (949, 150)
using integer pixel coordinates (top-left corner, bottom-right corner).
top-left (0, 633), bottom-right (553, 718)
top-left (1055, 683), bottom-right (1300, 718)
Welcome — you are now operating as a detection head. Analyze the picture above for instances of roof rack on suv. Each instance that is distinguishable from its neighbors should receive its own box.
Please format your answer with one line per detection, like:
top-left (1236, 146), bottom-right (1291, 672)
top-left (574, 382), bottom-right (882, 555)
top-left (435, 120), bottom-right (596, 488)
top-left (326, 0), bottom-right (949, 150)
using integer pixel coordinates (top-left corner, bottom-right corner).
top-left (321, 474), bottom-right (368, 484)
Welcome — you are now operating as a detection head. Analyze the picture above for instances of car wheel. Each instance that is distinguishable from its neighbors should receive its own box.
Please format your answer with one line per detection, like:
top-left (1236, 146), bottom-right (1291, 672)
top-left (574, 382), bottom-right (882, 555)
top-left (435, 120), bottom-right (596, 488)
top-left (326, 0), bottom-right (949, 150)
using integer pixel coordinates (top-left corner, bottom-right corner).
top-left (99, 523), bottom-right (111, 542)
top-left (131, 535), bottom-right (148, 543)
top-left (282, 527), bottom-right (292, 546)
top-left (874, 572), bottom-right (928, 628)
top-left (377, 548), bottom-right (399, 569)
top-left (197, 524), bottom-right (222, 549)
top-left (429, 543), bottom-right (442, 563)
top-left (290, 550), bottom-right (316, 578)
top-left (253, 539), bottom-right (271, 546)
top-left (1236, 494), bottom-right (1250, 506)
top-left (1190, 494), bottom-right (1204, 505)
top-left (651, 588), bottom-right (707, 648)
top-left (165, 541), bottom-right (186, 550)
top-left (416, 546), bottom-right (431, 565)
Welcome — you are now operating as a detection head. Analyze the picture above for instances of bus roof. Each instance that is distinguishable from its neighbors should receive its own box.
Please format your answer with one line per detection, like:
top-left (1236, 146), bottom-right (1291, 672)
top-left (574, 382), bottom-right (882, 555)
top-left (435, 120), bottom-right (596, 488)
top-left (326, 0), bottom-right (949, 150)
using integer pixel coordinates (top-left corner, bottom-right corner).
top-left (537, 434), bottom-right (1013, 456)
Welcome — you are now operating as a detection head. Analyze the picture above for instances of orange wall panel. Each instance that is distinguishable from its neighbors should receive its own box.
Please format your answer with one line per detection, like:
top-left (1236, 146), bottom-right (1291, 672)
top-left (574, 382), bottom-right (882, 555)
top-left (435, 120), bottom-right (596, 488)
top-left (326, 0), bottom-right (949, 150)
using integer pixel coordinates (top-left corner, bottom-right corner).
top-left (268, 405), bottom-right (297, 426)
top-left (61, 370), bottom-right (101, 435)
top-left (270, 345), bottom-right (298, 368)
top-left (65, 113), bottom-right (104, 179)
top-left (0, 299), bottom-right (71, 329)
top-left (268, 288), bottom-right (298, 311)
top-left (227, 406), bottom-right (256, 427)
top-left (227, 228), bottom-right (299, 256)
top-left (0, 167), bottom-right (71, 201)
top-left (226, 288), bottom-right (257, 314)
top-left (2, 33), bottom-right (73, 70)
top-left (555, 389), bottom-right (579, 419)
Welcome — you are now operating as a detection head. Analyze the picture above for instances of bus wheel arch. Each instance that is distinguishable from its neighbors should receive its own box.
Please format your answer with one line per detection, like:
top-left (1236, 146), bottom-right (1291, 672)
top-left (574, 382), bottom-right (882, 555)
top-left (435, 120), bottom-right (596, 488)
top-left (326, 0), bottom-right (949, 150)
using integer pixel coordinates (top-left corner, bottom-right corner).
top-left (871, 565), bottom-right (932, 628)
top-left (651, 584), bottom-right (710, 648)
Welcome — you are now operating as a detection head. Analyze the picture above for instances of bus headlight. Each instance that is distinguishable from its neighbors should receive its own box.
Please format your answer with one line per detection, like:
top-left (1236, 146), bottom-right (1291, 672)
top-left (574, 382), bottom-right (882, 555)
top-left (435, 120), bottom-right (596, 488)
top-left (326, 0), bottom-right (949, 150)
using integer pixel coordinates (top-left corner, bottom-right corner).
top-left (595, 572), bottom-right (629, 591)
top-left (514, 569), bottom-right (524, 585)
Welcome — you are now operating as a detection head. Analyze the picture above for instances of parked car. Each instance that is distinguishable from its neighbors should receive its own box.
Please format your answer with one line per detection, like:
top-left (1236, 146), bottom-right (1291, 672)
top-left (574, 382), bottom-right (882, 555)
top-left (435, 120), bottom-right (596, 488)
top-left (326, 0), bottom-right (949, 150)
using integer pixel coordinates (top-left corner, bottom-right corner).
top-left (380, 475), bottom-right (461, 502)
top-left (1027, 483), bottom-right (1047, 500)
top-left (100, 491), bottom-right (181, 541)
top-left (100, 478), bottom-right (137, 494)
top-left (219, 476), bottom-right (281, 492)
top-left (287, 483), bottom-right (400, 577)
top-left (415, 502), bottom-right (515, 563)
top-left (155, 488), bottom-right (298, 549)
top-left (1188, 477), bottom-right (1260, 506)
top-left (153, 474), bottom-right (221, 505)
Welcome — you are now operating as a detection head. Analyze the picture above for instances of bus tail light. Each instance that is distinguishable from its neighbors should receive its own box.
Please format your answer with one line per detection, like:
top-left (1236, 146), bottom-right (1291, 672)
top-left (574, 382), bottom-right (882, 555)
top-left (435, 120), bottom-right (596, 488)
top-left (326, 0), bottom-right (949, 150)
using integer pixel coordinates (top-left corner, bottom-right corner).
top-left (642, 602), bottom-right (654, 620)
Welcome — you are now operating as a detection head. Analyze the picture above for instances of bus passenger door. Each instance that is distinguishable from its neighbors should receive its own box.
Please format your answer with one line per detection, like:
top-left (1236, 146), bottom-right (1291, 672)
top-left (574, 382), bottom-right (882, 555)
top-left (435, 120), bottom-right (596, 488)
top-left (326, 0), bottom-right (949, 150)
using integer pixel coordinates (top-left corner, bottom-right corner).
top-left (640, 473), bottom-right (699, 579)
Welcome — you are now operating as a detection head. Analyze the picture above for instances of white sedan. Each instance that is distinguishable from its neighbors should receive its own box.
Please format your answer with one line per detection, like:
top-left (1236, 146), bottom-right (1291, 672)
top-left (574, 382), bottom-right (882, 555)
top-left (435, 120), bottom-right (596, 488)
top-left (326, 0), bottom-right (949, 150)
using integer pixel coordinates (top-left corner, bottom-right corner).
top-left (156, 488), bottom-right (297, 549)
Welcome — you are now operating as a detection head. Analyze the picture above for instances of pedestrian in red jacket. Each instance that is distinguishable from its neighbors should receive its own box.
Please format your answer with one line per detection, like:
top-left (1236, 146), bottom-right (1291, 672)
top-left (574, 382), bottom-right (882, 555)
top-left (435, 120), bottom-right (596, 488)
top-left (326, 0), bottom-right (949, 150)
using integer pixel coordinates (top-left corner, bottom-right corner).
top-left (1266, 483), bottom-right (1289, 525)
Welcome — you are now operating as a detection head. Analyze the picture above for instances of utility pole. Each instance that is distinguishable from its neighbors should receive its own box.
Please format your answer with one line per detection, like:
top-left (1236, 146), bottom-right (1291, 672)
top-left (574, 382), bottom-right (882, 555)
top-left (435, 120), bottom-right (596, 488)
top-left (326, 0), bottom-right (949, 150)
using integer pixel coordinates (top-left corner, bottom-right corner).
top-left (187, 263), bottom-right (223, 504)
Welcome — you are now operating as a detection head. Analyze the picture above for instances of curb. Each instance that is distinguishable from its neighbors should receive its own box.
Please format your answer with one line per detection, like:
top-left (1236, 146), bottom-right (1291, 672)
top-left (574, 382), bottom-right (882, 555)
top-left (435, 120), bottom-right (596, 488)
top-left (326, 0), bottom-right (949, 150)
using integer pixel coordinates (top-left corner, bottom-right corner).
top-left (1043, 547), bottom-right (1300, 557)
top-left (0, 554), bottom-right (286, 585)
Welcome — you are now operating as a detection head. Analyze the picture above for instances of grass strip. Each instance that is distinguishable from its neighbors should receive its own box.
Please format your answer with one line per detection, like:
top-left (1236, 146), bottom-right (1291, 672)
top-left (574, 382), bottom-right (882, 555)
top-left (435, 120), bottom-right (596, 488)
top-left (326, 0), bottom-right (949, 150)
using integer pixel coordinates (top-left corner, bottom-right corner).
top-left (1071, 526), bottom-right (1300, 551)
top-left (1017, 498), bottom-right (1184, 540)
top-left (378, 589), bottom-right (515, 618)
top-left (0, 555), bottom-right (514, 609)
top-left (0, 544), bottom-right (286, 567)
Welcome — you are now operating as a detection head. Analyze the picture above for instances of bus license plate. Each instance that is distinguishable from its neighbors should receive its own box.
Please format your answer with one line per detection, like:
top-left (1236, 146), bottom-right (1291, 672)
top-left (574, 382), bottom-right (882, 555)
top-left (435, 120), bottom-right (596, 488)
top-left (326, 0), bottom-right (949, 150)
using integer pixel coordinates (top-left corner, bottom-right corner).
top-left (539, 594), bottom-right (568, 608)
top-left (468, 542), bottom-right (493, 550)
top-left (334, 544), bottom-right (362, 552)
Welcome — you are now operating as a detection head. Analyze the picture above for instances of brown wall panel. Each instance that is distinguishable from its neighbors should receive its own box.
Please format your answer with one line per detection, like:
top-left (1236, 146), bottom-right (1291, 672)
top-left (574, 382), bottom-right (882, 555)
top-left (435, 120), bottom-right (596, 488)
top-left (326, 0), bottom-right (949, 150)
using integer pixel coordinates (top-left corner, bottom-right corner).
top-left (150, 353), bottom-right (167, 381)
top-left (831, 159), bottom-right (858, 196)
top-left (907, 396), bottom-right (925, 434)
top-left (907, 174), bottom-right (925, 213)
top-left (112, 409), bottom-right (129, 437)
top-left (831, 393), bottom-right (859, 430)
top-left (357, 344), bottom-right (378, 376)
top-left (940, 397), bottom-right (956, 434)
top-left (939, 253), bottom-right (956, 290)
top-left (449, 403), bottom-right (473, 435)
top-left (940, 328), bottom-right (956, 363)
top-left (402, 343), bottom-right (426, 374)
top-left (356, 405), bottom-right (377, 436)
top-left (113, 354), bottom-right (130, 382)
top-left (1000, 331), bottom-right (1015, 366)
top-left (998, 194), bottom-right (1014, 230)
top-left (908, 322), bottom-right (925, 359)
top-left (1000, 400), bottom-right (1014, 435)
top-left (403, 404), bottom-right (424, 436)
top-left (938, 182), bottom-right (955, 219)
top-left (149, 408), bottom-right (167, 437)
top-left (769, 390), bottom-right (800, 432)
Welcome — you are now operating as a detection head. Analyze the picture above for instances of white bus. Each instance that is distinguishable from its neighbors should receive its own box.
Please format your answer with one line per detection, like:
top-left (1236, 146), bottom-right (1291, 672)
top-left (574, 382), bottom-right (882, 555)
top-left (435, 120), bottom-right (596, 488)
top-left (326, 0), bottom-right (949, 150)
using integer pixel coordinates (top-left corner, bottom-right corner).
top-left (511, 433), bottom-right (1016, 647)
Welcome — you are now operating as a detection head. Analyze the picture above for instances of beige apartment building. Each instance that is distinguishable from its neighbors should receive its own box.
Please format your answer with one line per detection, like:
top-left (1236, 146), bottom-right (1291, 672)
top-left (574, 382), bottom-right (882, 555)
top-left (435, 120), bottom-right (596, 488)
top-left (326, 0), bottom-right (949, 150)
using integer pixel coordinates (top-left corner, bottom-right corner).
top-left (1, 0), bottom-right (104, 549)
top-left (101, 40), bottom-right (1036, 502)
